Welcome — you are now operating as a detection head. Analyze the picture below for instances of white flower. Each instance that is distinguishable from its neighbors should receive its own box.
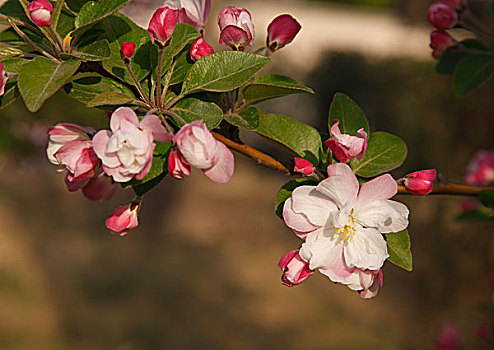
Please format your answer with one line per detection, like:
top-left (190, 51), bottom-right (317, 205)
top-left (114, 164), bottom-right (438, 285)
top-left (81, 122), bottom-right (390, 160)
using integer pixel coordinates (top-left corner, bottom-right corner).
top-left (283, 163), bottom-right (409, 292)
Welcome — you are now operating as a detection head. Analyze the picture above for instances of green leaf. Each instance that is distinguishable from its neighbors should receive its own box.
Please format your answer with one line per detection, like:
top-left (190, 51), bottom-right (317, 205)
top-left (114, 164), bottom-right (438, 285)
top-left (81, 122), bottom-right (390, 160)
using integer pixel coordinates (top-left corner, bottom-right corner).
top-left (456, 207), bottom-right (494, 222)
top-left (66, 39), bottom-right (111, 61)
top-left (384, 230), bottom-right (413, 271)
top-left (122, 141), bottom-right (173, 196)
top-left (18, 57), bottom-right (80, 112)
top-left (328, 93), bottom-right (370, 135)
top-left (170, 97), bottom-right (223, 129)
top-left (181, 51), bottom-right (269, 94)
top-left (257, 113), bottom-right (322, 163)
top-left (274, 178), bottom-right (318, 219)
top-left (1, 57), bottom-right (28, 73)
top-left (161, 23), bottom-right (199, 68)
top-left (64, 75), bottom-right (134, 105)
top-left (0, 45), bottom-right (23, 60)
top-left (350, 131), bottom-right (407, 177)
top-left (479, 189), bottom-right (494, 209)
top-left (454, 54), bottom-right (494, 96)
top-left (436, 51), bottom-right (468, 76)
top-left (490, 0), bottom-right (494, 15)
top-left (242, 74), bottom-right (313, 104)
top-left (0, 81), bottom-right (19, 109)
top-left (0, 0), bottom-right (30, 23)
top-left (66, 0), bottom-right (91, 12)
top-left (75, 0), bottom-right (133, 29)
top-left (87, 92), bottom-right (134, 107)
top-left (167, 47), bottom-right (194, 86)
top-left (224, 107), bottom-right (260, 130)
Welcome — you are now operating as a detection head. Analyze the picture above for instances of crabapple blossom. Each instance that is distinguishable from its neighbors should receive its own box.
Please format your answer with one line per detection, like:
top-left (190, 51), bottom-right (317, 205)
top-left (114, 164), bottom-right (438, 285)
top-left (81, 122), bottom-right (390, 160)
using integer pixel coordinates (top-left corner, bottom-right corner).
top-left (427, 1), bottom-right (458, 30)
top-left (81, 172), bottom-right (118, 202)
top-left (174, 120), bottom-right (234, 184)
top-left (435, 324), bottom-right (462, 350)
top-left (27, 0), bottom-right (53, 27)
top-left (190, 37), bottom-right (214, 61)
top-left (217, 6), bottom-right (255, 50)
top-left (325, 120), bottom-right (368, 163)
top-left (0, 62), bottom-right (7, 96)
top-left (278, 250), bottom-right (314, 287)
top-left (106, 201), bottom-right (140, 236)
top-left (92, 107), bottom-right (173, 183)
top-left (168, 148), bottom-right (191, 180)
top-left (465, 150), bottom-right (494, 185)
top-left (148, 6), bottom-right (179, 45)
top-left (54, 140), bottom-right (99, 183)
top-left (46, 122), bottom-right (95, 165)
top-left (283, 163), bottom-right (409, 296)
top-left (266, 14), bottom-right (301, 53)
top-left (403, 169), bottom-right (437, 196)
top-left (120, 42), bottom-right (136, 59)
top-left (164, 0), bottom-right (211, 30)
top-left (293, 157), bottom-right (314, 176)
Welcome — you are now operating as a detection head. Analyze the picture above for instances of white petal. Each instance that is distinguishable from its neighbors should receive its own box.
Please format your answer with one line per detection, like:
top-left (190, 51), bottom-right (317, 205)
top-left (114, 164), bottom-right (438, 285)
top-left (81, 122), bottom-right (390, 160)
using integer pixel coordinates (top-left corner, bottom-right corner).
top-left (355, 174), bottom-right (398, 210)
top-left (283, 198), bottom-right (319, 233)
top-left (291, 186), bottom-right (336, 226)
top-left (343, 227), bottom-right (388, 270)
top-left (316, 173), bottom-right (358, 208)
top-left (356, 199), bottom-right (409, 233)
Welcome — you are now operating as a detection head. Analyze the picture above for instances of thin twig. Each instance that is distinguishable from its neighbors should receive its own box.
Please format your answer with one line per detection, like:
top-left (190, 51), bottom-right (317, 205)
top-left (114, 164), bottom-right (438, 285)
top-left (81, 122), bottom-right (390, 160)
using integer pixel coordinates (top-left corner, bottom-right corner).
top-left (398, 184), bottom-right (494, 197)
top-left (156, 46), bottom-right (164, 108)
top-left (125, 61), bottom-right (153, 107)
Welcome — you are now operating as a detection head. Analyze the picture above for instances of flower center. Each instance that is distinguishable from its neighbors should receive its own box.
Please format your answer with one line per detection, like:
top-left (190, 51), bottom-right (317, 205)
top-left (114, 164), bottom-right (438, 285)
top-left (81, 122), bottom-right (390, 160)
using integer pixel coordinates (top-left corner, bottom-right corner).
top-left (333, 211), bottom-right (356, 243)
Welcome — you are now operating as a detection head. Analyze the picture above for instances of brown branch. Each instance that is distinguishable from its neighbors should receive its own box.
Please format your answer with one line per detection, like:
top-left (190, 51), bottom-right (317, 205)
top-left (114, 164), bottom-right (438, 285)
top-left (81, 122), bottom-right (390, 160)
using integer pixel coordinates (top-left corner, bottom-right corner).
top-left (211, 132), bottom-right (290, 175)
top-left (398, 184), bottom-right (494, 197)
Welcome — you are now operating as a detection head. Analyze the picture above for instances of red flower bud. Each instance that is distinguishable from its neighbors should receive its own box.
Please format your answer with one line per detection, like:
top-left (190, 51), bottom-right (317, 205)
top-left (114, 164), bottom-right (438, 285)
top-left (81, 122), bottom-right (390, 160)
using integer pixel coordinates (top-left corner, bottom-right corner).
top-left (430, 30), bottom-right (456, 59)
top-left (278, 250), bottom-right (314, 287)
top-left (266, 14), bottom-right (301, 53)
top-left (190, 37), bottom-right (214, 62)
top-left (105, 201), bottom-right (140, 236)
top-left (148, 6), bottom-right (179, 45)
top-left (293, 157), bottom-right (314, 176)
top-left (427, 1), bottom-right (458, 30)
top-left (28, 0), bottom-right (53, 27)
top-left (120, 41), bottom-right (136, 59)
top-left (403, 169), bottom-right (437, 196)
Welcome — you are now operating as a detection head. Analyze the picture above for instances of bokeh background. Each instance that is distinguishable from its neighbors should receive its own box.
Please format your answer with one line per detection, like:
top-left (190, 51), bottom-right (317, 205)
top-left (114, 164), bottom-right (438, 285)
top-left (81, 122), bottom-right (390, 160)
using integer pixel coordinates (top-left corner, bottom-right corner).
top-left (1, 0), bottom-right (494, 349)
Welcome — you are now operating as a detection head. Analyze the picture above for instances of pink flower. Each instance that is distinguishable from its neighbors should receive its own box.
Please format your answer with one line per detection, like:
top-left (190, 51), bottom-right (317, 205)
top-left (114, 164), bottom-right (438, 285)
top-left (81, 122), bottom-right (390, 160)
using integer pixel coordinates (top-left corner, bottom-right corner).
top-left (283, 163), bottom-right (409, 296)
top-left (120, 41), bottom-right (136, 58)
top-left (278, 250), bottom-right (314, 287)
top-left (190, 37), bottom-right (214, 61)
top-left (92, 107), bottom-right (173, 183)
top-left (81, 172), bottom-right (118, 202)
top-left (105, 201), bottom-right (140, 236)
top-left (430, 30), bottom-right (456, 59)
top-left (293, 157), bottom-right (314, 176)
top-left (436, 324), bottom-right (461, 350)
top-left (168, 148), bottom-right (191, 180)
top-left (427, 1), bottom-right (458, 30)
top-left (217, 6), bottom-right (255, 50)
top-left (403, 169), bottom-right (437, 196)
top-left (174, 120), bottom-right (234, 184)
top-left (27, 0), bottom-right (53, 27)
top-left (164, 0), bottom-right (211, 30)
top-left (55, 140), bottom-right (99, 182)
top-left (266, 14), bottom-right (301, 53)
top-left (325, 120), bottom-right (368, 163)
top-left (148, 6), bottom-right (179, 45)
top-left (358, 269), bottom-right (383, 299)
top-left (465, 150), bottom-right (494, 185)
top-left (46, 122), bottom-right (95, 165)
top-left (0, 62), bottom-right (7, 96)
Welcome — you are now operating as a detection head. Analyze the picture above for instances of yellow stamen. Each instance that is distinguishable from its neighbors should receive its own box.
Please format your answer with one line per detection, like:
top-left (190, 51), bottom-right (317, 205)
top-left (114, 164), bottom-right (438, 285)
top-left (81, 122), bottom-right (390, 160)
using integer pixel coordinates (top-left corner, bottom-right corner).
top-left (333, 211), bottom-right (357, 242)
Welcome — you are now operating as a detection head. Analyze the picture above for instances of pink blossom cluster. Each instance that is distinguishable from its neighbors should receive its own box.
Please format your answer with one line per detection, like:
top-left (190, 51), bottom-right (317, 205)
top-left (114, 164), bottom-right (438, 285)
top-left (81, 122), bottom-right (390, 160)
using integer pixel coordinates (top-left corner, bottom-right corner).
top-left (462, 150), bottom-right (494, 211)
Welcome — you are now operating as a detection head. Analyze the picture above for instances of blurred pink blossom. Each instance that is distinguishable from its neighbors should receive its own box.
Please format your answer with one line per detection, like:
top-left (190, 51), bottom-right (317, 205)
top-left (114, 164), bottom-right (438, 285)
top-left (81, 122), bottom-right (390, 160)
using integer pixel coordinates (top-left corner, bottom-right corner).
top-left (465, 150), bottom-right (494, 185)
top-left (435, 324), bottom-right (461, 350)
top-left (427, 1), bottom-right (458, 30)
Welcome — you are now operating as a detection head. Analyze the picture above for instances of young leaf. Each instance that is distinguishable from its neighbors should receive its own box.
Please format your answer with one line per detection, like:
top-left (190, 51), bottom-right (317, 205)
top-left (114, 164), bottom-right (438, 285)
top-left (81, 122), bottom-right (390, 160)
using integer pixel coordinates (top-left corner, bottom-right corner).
top-left (64, 76), bottom-right (135, 105)
top-left (0, 45), bottom-right (23, 60)
top-left (224, 107), bottom-right (260, 130)
top-left (275, 178), bottom-right (319, 219)
top-left (350, 131), bottom-right (407, 178)
top-left (74, 0), bottom-right (133, 29)
top-left (242, 74), bottom-right (314, 104)
top-left (454, 54), bottom-right (494, 96)
top-left (436, 40), bottom-right (487, 76)
top-left (18, 57), bottom-right (80, 112)
top-left (328, 93), bottom-right (370, 135)
top-left (479, 189), bottom-right (494, 209)
top-left (181, 51), bottom-right (269, 94)
top-left (170, 97), bottom-right (223, 129)
top-left (384, 230), bottom-right (413, 271)
top-left (161, 23), bottom-right (200, 67)
top-left (87, 92), bottom-right (134, 107)
top-left (67, 39), bottom-right (111, 61)
top-left (0, 0), bottom-right (30, 23)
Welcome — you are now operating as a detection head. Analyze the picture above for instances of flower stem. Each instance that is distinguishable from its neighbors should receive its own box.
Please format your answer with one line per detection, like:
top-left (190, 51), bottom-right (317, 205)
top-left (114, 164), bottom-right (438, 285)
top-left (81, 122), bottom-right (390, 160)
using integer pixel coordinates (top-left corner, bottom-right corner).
top-left (156, 47), bottom-right (164, 108)
top-left (125, 61), bottom-right (153, 108)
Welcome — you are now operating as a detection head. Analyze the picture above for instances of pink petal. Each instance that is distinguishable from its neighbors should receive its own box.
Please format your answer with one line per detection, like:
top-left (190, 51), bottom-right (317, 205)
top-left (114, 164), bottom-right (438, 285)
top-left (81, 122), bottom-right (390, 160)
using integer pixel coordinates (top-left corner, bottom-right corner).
top-left (140, 114), bottom-right (173, 142)
top-left (316, 168), bottom-right (359, 208)
top-left (110, 107), bottom-right (140, 132)
top-left (283, 197), bottom-right (319, 233)
top-left (219, 25), bottom-right (249, 47)
top-left (203, 141), bottom-right (234, 183)
top-left (356, 199), bottom-right (409, 233)
top-left (356, 173), bottom-right (398, 209)
top-left (92, 130), bottom-right (121, 168)
top-left (343, 227), bottom-right (389, 270)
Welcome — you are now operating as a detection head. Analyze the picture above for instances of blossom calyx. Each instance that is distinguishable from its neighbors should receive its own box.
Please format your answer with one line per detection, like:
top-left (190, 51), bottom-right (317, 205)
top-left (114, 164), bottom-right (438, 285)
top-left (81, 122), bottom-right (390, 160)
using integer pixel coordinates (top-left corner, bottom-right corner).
top-left (120, 41), bottom-right (136, 59)
top-left (266, 14), bottom-right (301, 53)
top-left (403, 169), bottom-right (437, 196)
top-left (105, 201), bottom-right (140, 236)
top-left (427, 1), bottom-right (458, 30)
top-left (190, 37), bottom-right (214, 61)
top-left (148, 6), bottom-right (179, 45)
top-left (28, 0), bottom-right (53, 27)
top-left (0, 62), bottom-right (8, 97)
top-left (278, 250), bottom-right (314, 287)
top-left (293, 157), bottom-right (314, 176)
top-left (325, 120), bottom-right (368, 163)
top-left (217, 6), bottom-right (255, 50)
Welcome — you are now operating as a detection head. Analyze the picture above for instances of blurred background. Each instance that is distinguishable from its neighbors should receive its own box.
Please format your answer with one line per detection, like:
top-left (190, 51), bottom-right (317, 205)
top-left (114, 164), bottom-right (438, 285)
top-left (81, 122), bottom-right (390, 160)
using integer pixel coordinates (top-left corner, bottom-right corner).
top-left (1, 0), bottom-right (494, 349)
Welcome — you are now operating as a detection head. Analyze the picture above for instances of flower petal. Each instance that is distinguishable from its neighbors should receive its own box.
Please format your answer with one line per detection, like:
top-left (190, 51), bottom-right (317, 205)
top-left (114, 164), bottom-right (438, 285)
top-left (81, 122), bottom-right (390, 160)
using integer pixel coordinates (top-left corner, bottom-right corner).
top-left (356, 173), bottom-right (398, 209)
top-left (343, 227), bottom-right (389, 270)
top-left (291, 186), bottom-right (336, 226)
top-left (316, 164), bottom-right (359, 208)
top-left (140, 114), bottom-right (173, 142)
top-left (356, 199), bottom-right (409, 233)
top-left (202, 141), bottom-right (234, 184)
top-left (110, 107), bottom-right (139, 132)
top-left (283, 198), bottom-right (319, 233)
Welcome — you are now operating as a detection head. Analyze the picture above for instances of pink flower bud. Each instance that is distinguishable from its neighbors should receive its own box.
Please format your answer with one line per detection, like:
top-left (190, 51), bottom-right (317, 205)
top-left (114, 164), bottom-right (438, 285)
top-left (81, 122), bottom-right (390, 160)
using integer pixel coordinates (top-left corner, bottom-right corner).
top-left (403, 169), bottom-right (437, 196)
top-left (293, 157), bottom-right (314, 176)
top-left (168, 148), bottom-right (191, 180)
top-left (174, 120), bottom-right (234, 184)
top-left (148, 6), bottom-right (179, 45)
top-left (190, 37), bottom-right (214, 61)
top-left (325, 120), bottom-right (368, 163)
top-left (278, 250), bottom-right (314, 287)
top-left (81, 172), bottom-right (118, 202)
top-left (427, 1), bottom-right (458, 30)
top-left (430, 30), bottom-right (456, 58)
top-left (47, 122), bottom-right (95, 165)
top-left (0, 62), bottom-right (7, 97)
top-left (465, 150), bottom-right (494, 185)
top-left (435, 324), bottom-right (461, 350)
top-left (28, 0), bottom-right (53, 27)
top-left (217, 6), bottom-right (255, 50)
top-left (105, 201), bottom-right (140, 236)
top-left (266, 14), bottom-right (301, 53)
top-left (120, 41), bottom-right (136, 59)
top-left (55, 140), bottom-right (100, 182)
top-left (358, 269), bottom-right (383, 299)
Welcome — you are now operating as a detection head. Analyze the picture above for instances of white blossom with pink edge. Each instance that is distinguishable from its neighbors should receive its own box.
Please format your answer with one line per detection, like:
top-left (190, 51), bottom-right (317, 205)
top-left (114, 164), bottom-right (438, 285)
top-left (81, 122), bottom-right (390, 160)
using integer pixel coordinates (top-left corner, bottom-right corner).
top-left (164, 0), bottom-right (211, 30)
top-left (217, 6), bottom-right (255, 50)
top-left (325, 120), bottom-right (368, 163)
top-left (92, 107), bottom-right (173, 183)
top-left (46, 122), bottom-right (95, 165)
top-left (283, 163), bottom-right (409, 296)
top-left (174, 120), bottom-right (234, 184)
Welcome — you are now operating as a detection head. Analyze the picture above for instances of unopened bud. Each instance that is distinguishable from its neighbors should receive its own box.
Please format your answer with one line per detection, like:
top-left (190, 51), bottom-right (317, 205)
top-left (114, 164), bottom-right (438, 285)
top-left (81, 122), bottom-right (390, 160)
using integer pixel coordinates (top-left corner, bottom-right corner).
top-left (403, 169), bottom-right (437, 196)
top-left (121, 41), bottom-right (136, 59)
top-left (28, 0), bottom-right (53, 27)
top-left (190, 37), bottom-right (214, 62)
